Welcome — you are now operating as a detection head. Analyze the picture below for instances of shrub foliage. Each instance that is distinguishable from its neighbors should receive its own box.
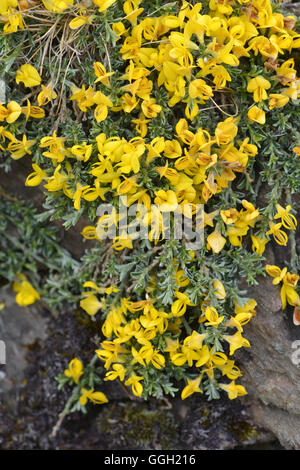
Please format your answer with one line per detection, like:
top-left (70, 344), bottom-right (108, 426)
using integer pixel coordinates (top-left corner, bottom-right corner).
top-left (0, 0), bottom-right (300, 419)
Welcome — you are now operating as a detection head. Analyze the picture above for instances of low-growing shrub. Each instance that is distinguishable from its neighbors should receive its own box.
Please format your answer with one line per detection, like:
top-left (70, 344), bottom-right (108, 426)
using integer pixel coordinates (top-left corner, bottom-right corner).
top-left (0, 0), bottom-right (299, 428)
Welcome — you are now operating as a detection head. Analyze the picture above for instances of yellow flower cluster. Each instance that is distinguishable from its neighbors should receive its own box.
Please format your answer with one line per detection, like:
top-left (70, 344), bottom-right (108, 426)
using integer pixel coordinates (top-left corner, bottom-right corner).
top-left (79, 273), bottom-right (256, 399)
top-left (2, 0), bottom-right (299, 403)
top-left (0, 0), bottom-right (25, 34)
top-left (266, 265), bottom-right (300, 311)
top-left (3, 0), bottom-right (297, 257)
top-left (64, 357), bottom-right (108, 405)
top-left (12, 274), bottom-right (40, 306)
top-left (266, 203), bottom-right (297, 246)
top-left (0, 66), bottom-right (57, 160)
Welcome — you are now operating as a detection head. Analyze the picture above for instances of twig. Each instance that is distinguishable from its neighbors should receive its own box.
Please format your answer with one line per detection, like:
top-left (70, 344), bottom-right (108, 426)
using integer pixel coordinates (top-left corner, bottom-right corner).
top-left (50, 385), bottom-right (80, 439)
top-left (117, 379), bottom-right (142, 401)
top-left (209, 96), bottom-right (238, 118)
top-left (0, 186), bottom-right (19, 202)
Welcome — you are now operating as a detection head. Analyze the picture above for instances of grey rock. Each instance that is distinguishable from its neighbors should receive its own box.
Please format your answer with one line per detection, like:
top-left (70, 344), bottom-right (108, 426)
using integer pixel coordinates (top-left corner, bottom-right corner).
top-left (0, 79), bottom-right (5, 103)
top-left (236, 247), bottom-right (300, 449)
top-left (0, 285), bottom-right (48, 410)
top-left (251, 403), bottom-right (300, 451)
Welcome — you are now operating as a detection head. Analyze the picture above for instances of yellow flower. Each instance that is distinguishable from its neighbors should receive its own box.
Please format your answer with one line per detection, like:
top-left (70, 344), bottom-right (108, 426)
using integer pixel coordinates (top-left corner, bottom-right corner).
top-left (183, 331), bottom-right (207, 351)
top-left (204, 306), bottom-right (224, 327)
top-left (131, 114), bottom-right (150, 137)
top-left (234, 299), bottom-right (257, 316)
top-left (223, 331), bottom-right (250, 355)
top-left (69, 15), bottom-right (94, 30)
top-left (1, 3), bottom-right (24, 33)
top-left (210, 65), bottom-right (232, 90)
top-left (40, 131), bottom-right (67, 162)
top-left (148, 348), bottom-right (165, 369)
top-left (104, 363), bottom-right (126, 381)
top-left (80, 294), bottom-right (102, 316)
top-left (212, 280), bottom-right (226, 299)
top-left (164, 139), bottom-right (182, 159)
top-left (0, 129), bottom-right (14, 153)
top-left (219, 381), bottom-right (247, 400)
top-left (25, 163), bottom-right (47, 187)
top-left (81, 225), bottom-right (98, 240)
top-left (123, 0), bottom-right (144, 26)
top-left (79, 388), bottom-right (108, 405)
top-left (93, 91), bottom-right (113, 122)
top-left (112, 22), bottom-right (127, 40)
top-left (44, 164), bottom-right (68, 192)
top-left (171, 291), bottom-right (194, 317)
top-left (207, 230), bottom-right (226, 254)
top-left (70, 183), bottom-right (90, 211)
top-left (42, 0), bottom-right (74, 12)
top-left (141, 98), bottom-right (161, 118)
top-left (176, 269), bottom-right (190, 288)
top-left (146, 136), bottom-right (165, 164)
top-left (226, 312), bottom-right (254, 333)
top-left (269, 93), bottom-right (289, 110)
top-left (6, 101), bottom-right (22, 123)
top-left (215, 117), bottom-right (238, 146)
top-left (112, 232), bottom-right (133, 251)
top-left (247, 106), bottom-right (266, 125)
top-left (22, 100), bottom-right (45, 120)
top-left (280, 284), bottom-right (299, 310)
top-left (247, 76), bottom-right (271, 102)
top-left (194, 345), bottom-right (211, 367)
top-left (37, 84), bottom-right (57, 106)
top-left (265, 265), bottom-right (287, 285)
top-left (82, 181), bottom-right (107, 204)
top-left (188, 79), bottom-right (213, 101)
top-left (284, 272), bottom-right (299, 289)
top-left (93, 0), bottom-right (116, 13)
top-left (125, 375), bottom-right (144, 396)
top-left (70, 85), bottom-right (95, 112)
top-left (251, 234), bottom-right (268, 255)
top-left (93, 62), bottom-right (114, 87)
top-left (64, 358), bottom-right (84, 384)
top-left (0, 105), bottom-right (8, 123)
top-left (121, 93), bottom-right (139, 113)
top-left (154, 190), bottom-right (178, 212)
top-left (220, 208), bottom-right (239, 225)
top-left (181, 376), bottom-right (202, 400)
top-left (16, 64), bottom-right (41, 88)
top-left (174, 332), bottom-right (208, 367)
top-left (8, 134), bottom-right (36, 159)
top-left (13, 278), bottom-right (40, 306)
top-left (226, 225), bottom-right (248, 247)
top-left (71, 142), bottom-right (93, 162)
top-left (274, 204), bottom-right (297, 231)
top-left (175, 118), bottom-right (194, 145)
top-left (266, 221), bottom-right (288, 246)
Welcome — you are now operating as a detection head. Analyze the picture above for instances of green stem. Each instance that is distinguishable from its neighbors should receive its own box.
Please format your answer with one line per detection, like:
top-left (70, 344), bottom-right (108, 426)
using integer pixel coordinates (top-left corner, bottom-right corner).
top-left (50, 353), bottom-right (99, 439)
top-left (181, 316), bottom-right (192, 335)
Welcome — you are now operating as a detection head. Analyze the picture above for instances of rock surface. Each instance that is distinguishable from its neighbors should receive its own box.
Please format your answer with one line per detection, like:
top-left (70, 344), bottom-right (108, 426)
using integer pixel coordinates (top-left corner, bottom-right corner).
top-left (0, 286), bottom-right (48, 410)
top-left (0, 285), bottom-right (279, 450)
top-left (236, 244), bottom-right (300, 449)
